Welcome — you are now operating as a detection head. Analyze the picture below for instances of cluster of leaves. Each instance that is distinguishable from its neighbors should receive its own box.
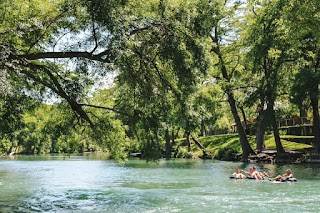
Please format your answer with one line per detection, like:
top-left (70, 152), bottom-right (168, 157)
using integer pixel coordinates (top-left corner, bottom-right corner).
top-left (1, 0), bottom-right (320, 160)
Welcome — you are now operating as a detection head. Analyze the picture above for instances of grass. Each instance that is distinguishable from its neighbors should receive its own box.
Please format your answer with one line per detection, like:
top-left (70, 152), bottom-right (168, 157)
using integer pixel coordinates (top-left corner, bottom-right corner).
top-left (280, 135), bottom-right (314, 139)
top-left (173, 134), bottom-right (313, 160)
top-left (264, 136), bottom-right (312, 150)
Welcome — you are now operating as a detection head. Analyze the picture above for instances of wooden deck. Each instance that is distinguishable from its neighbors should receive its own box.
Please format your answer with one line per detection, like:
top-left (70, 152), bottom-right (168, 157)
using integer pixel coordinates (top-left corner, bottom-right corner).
top-left (277, 116), bottom-right (310, 128)
top-left (278, 117), bottom-right (313, 136)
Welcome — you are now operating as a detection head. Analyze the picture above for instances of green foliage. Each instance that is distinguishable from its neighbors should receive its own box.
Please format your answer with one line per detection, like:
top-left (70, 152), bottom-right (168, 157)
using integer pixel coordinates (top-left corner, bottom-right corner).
top-left (175, 147), bottom-right (193, 159)
top-left (111, 0), bottom-right (218, 159)
top-left (1, 0), bottom-right (319, 159)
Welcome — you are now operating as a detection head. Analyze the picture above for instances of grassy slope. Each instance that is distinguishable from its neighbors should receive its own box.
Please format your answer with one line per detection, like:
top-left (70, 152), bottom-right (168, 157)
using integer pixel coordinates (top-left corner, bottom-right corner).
top-left (173, 134), bottom-right (313, 160)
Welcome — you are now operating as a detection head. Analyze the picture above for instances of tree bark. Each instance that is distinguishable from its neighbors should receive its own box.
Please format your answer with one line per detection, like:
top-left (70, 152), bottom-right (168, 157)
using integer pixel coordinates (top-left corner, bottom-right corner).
top-left (227, 92), bottom-right (255, 159)
top-left (165, 128), bottom-right (171, 159)
top-left (185, 131), bottom-right (192, 152)
top-left (190, 134), bottom-right (207, 159)
top-left (299, 102), bottom-right (308, 118)
top-left (13, 50), bottom-right (112, 63)
top-left (174, 127), bottom-right (180, 139)
top-left (240, 106), bottom-right (248, 132)
top-left (268, 101), bottom-right (285, 154)
top-left (255, 112), bottom-right (265, 152)
top-left (263, 54), bottom-right (285, 155)
top-left (171, 129), bottom-right (176, 146)
top-left (310, 85), bottom-right (320, 154)
top-left (200, 120), bottom-right (207, 136)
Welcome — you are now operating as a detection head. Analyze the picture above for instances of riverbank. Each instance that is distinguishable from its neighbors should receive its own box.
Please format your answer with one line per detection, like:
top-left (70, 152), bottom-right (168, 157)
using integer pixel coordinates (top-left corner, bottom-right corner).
top-left (172, 134), bottom-right (313, 161)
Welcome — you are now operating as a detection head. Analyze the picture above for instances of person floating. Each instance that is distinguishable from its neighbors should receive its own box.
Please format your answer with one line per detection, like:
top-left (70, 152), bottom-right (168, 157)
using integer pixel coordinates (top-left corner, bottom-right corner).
top-left (273, 169), bottom-right (296, 182)
top-left (242, 166), bottom-right (270, 180)
top-left (241, 166), bottom-right (261, 180)
top-left (230, 168), bottom-right (246, 179)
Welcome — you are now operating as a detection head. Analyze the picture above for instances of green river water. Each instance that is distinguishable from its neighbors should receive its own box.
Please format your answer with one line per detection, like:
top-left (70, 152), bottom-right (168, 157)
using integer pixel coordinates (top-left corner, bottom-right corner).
top-left (1, 154), bottom-right (320, 212)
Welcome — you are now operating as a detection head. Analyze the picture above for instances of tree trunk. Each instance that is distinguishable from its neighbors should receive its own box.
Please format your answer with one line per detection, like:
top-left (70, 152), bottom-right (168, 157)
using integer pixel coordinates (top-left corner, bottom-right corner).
top-left (185, 131), bottom-right (192, 152)
top-left (190, 134), bottom-right (207, 159)
top-left (171, 129), bottom-right (175, 146)
top-left (9, 145), bottom-right (14, 154)
top-left (255, 112), bottom-right (265, 152)
top-left (310, 85), bottom-right (320, 154)
top-left (227, 92), bottom-right (255, 159)
top-left (299, 102), bottom-right (308, 118)
top-left (174, 127), bottom-right (180, 139)
top-left (165, 128), bottom-right (171, 159)
top-left (211, 32), bottom-right (255, 160)
top-left (240, 106), bottom-right (248, 132)
top-left (268, 102), bottom-right (285, 154)
top-left (200, 120), bottom-right (207, 136)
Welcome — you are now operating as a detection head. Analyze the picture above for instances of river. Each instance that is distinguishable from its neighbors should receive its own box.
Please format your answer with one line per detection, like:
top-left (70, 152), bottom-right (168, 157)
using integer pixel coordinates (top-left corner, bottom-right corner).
top-left (1, 154), bottom-right (320, 212)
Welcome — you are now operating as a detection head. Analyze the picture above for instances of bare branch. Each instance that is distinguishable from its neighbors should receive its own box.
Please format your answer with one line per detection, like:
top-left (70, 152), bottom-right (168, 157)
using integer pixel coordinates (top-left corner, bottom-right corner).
top-left (90, 14), bottom-right (99, 54)
top-left (13, 50), bottom-right (112, 63)
top-left (79, 103), bottom-right (139, 117)
top-left (80, 104), bottom-right (118, 113)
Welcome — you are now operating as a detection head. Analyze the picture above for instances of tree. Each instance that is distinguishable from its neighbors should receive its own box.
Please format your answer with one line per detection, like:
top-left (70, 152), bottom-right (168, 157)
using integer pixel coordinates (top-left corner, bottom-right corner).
top-left (111, 0), bottom-right (213, 159)
top-left (203, 0), bottom-right (255, 159)
top-left (0, 0), bottom-right (153, 158)
top-left (244, 0), bottom-right (292, 155)
top-left (0, 93), bottom-right (35, 154)
top-left (286, 0), bottom-right (320, 153)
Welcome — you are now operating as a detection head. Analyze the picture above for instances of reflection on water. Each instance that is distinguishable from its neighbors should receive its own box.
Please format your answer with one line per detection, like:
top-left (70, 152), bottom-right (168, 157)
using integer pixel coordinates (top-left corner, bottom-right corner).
top-left (1, 155), bottom-right (320, 212)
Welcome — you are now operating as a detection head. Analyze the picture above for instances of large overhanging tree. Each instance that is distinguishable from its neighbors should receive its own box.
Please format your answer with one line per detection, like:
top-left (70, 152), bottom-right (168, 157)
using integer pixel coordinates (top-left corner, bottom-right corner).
top-left (4, 0), bottom-right (318, 160)
top-left (2, 0), bottom-right (115, 126)
top-left (1, 0), bottom-right (214, 159)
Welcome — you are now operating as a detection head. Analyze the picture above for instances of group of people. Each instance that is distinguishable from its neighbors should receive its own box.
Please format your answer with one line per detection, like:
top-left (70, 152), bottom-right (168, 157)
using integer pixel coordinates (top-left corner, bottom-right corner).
top-left (232, 166), bottom-right (268, 180)
top-left (231, 166), bottom-right (294, 181)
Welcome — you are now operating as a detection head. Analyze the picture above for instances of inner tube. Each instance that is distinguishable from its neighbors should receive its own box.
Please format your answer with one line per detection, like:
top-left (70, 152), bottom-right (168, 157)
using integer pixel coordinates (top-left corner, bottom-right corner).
top-left (271, 178), bottom-right (297, 182)
top-left (230, 176), bottom-right (260, 180)
top-left (281, 178), bottom-right (297, 182)
top-left (229, 176), bottom-right (245, 179)
top-left (246, 176), bottom-right (256, 180)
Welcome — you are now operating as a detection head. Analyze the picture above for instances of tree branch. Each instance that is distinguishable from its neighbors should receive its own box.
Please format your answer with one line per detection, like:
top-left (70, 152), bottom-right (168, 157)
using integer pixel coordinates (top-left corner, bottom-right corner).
top-left (129, 22), bottom-right (162, 35)
top-left (79, 103), bottom-right (131, 116)
top-left (230, 85), bottom-right (259, 91)
top-left (90, 14), bottom-right (99, 54)
top-left (20, 61), bottom-right (95, 128)
top-left (230, 54), bottom-right (241, 78)
top-left (12, 50), bottom-right (112, 63)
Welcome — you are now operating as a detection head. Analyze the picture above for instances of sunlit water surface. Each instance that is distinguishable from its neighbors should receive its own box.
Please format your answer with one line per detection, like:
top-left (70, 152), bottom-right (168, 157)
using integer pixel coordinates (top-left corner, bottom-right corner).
top-left (1, 154), bottom-right (320, 212)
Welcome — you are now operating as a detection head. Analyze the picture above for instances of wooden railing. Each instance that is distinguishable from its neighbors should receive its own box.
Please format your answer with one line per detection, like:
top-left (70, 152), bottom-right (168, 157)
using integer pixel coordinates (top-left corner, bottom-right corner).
top-left (278, 117), bottom-right (311, 128)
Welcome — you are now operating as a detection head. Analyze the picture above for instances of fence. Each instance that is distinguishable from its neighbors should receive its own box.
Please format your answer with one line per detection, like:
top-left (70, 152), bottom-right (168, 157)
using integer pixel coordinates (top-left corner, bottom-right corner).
top-left (277, 117), bottom-right (311, 128)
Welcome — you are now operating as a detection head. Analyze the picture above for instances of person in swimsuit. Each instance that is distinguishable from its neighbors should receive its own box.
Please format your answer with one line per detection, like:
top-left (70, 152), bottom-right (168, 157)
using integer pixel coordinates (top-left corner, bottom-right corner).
top-left (232, 168), bottom-right (246, 179)
top-left (273, 169), bottom-right (293, 181)
top-left (242, 167), bottom-right (265, 180)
